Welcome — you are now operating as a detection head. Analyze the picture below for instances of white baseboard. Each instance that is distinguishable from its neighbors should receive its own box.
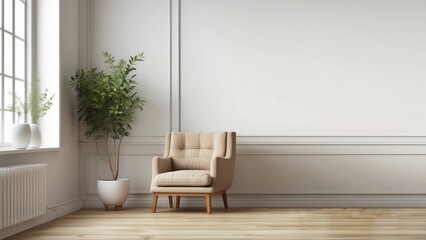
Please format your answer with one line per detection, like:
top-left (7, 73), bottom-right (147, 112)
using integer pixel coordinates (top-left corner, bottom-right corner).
top-left (0, 197), bottom-right (83, 239)
top-left (83, 193), bottom-right (426, 209)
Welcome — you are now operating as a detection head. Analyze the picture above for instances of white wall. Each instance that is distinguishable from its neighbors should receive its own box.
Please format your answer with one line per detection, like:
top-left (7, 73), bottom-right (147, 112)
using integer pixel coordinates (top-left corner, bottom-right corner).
top-left (0, 0), bottom-right (81, 238)
top-left (181, 0), bottom-right (426, 136)
top-left (89, 0), bottom-right (171, 137)
top-left (80, 0), bottom-right (426, 208)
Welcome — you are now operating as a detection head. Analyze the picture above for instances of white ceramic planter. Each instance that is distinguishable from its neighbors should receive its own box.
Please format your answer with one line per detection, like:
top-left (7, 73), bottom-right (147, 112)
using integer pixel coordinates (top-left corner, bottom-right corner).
top-left (11, 123), bottom-right (31, 149)
top-left (97, 179), bottom-right (130, 210)
top-left (28, 124), bottom-right (42, 149)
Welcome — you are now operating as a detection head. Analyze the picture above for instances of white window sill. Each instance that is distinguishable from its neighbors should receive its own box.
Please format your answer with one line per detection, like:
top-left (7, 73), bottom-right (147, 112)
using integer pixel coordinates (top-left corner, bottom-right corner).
top-left (0, 147), bottom-right (60, 156)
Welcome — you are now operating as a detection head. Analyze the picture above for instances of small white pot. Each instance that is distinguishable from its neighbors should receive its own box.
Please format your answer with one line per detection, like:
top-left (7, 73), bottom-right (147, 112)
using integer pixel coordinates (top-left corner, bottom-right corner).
top-left (11, 123), bottom-right (31, 149)
top-left (97, 179), bottom-right (130, 209)
top-left (28, 124), bottom-right (42, 149)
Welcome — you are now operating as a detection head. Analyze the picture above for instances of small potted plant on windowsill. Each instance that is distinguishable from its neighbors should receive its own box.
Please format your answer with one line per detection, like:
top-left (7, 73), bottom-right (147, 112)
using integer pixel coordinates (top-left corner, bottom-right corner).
top-left (10, 78), bottom-right (54, 149)
top-left (70, 51), bottom-right (145, 210)
top-left (28, 77), bottom-right (55, 148)
top-left (11, 95), bottom-right (31, 149)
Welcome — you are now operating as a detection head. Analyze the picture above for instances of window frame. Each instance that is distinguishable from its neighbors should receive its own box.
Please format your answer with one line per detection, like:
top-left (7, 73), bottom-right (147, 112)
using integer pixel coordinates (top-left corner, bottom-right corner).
top-left (0, 0), bottom-right (28, 146)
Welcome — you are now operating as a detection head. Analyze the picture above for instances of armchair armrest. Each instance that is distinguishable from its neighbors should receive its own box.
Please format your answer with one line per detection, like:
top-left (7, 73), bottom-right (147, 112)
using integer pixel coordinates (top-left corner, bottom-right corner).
top-left (152, 156), bottom-right (172, 177)
top-left (152, 132), bottom-right (172, 177)
top-left (210, 156), bottom-right (236, 192)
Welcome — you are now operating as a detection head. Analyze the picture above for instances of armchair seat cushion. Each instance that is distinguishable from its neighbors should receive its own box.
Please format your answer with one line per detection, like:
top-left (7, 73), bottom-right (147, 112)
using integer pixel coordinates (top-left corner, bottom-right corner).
top-left (154, 170), bottom-right (211, 187)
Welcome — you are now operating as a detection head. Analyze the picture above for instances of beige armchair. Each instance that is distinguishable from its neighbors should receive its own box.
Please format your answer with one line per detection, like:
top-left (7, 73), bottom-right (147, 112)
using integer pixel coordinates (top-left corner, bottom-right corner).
top-left (151, 132), bottom-right (236, 214)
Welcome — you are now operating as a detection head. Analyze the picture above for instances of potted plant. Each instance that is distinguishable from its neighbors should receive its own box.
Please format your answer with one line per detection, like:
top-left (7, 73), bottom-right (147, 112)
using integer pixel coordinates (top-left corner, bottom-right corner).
top-left (10, 94), bottom-right (31, 149)
top-left (28, 77), bottom-right (55, 148)
top-left (9, 80), bottom-right (54, 149)
top-left (70, 51), bottom-right (145, 210)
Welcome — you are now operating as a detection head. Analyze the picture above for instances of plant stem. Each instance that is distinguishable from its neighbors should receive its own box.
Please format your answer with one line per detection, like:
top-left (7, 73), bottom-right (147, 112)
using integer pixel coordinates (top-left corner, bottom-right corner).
top-left (105, 134), bottom-right (113, 180)
top-left (117, 136), bottom-right (123, 181)
top-left (113, 139), bottom-right (117, 180)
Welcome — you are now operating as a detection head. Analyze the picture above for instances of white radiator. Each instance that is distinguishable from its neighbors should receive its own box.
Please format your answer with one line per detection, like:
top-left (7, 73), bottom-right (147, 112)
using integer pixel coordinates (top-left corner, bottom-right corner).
top-left (0, 164), bottom-right (47, 229)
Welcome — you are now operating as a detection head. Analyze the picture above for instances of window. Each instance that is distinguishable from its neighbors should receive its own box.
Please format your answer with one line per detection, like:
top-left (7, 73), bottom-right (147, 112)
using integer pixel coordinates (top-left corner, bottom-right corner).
top-left (0, 0), bottom-right (27, 145)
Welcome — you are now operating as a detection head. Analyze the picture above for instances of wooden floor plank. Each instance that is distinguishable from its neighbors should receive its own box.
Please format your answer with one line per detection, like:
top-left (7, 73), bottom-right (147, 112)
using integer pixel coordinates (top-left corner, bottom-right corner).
top-left (6, 208), bottom-right (426, 239)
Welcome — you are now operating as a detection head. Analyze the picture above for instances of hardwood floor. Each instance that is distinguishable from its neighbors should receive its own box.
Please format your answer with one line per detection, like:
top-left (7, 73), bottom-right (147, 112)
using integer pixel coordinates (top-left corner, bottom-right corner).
top-left (7, 208), bottom-right (426, 239)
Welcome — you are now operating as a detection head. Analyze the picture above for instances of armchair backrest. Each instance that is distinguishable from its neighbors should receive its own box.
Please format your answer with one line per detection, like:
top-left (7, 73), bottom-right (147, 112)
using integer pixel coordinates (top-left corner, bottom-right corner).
top-left (165, 132), bottom-right (227, 171)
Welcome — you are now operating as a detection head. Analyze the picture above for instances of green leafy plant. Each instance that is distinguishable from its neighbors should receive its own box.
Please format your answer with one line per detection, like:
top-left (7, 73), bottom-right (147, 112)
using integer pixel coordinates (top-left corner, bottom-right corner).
top-left (70, 52), bottom-right (145, 180)
top-left (30, 77), bottom-right (55, 123)
top-left (9, 78), bottom-right (54, 123)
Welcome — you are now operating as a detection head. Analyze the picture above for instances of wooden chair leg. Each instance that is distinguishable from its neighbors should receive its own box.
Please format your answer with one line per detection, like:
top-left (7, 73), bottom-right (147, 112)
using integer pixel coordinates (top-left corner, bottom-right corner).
top-left (152, 194), bottom-right (158, 213)
top-left (168, 196), bottom-right (173, 208)
top-left (222, 191), bottom-right (228, 209)
top-left (205, 194), bottom-right (212, 214)
top-left (176, 196), bottom-right (181, 208)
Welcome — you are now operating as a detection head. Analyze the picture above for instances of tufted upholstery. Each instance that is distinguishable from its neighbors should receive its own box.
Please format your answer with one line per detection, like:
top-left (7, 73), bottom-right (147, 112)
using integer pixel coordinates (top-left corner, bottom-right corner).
top-left (170, 132), bottom-right (226, 171)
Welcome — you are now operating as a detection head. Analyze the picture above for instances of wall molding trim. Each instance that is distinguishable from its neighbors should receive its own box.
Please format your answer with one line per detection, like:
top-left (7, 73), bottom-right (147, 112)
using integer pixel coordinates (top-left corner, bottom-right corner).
top-left (0, 198), bottom-right (83, 239)
top-left (79, 135), bottom-right (426, 145)
top-left (79, 142), bottom-right (426, 155)
top-left (83, 194), bottom-right (426, 209)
